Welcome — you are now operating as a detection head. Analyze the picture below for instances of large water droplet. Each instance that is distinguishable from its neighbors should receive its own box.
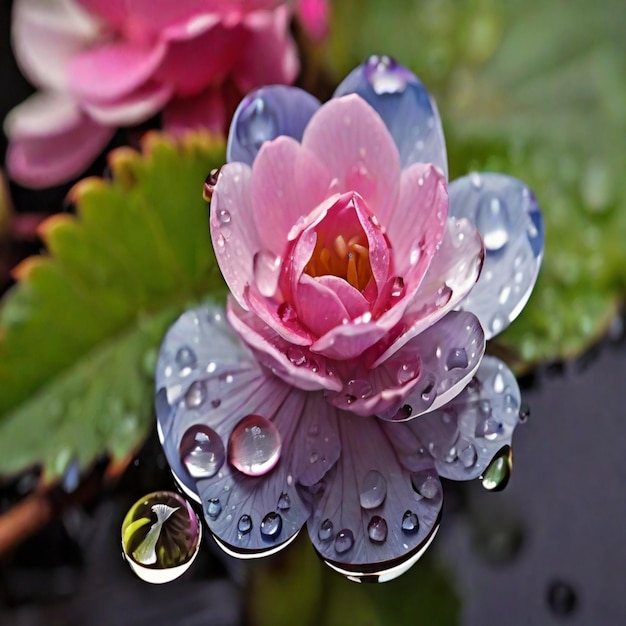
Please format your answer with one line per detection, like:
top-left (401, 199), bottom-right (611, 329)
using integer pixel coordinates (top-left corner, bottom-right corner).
top-left (401, 510), bottom-right (419, 534)
top-left (121, 491), bottom-right (201, 584)
top-left (412, 470), bottom-right (441, 499)
top-left (481, 446), bottom-right (513, 491)
top-left (179, 424), bottom-right (225, 479)
top-left (367, 515), bottom-right (388, 543)
top-left (228, 415), bottom-right (282, 476)
top-left (364, 54), bottom-right (407, 95)
top-left (236, 96), bottom-right (278, 150)
top-left (260, 511), bottom-right (282, 541)
top-left (237, 514), bottom-right (252, 535)
top-left (446, 347), bottom-right (468, 371)
top-left (359, 470), bottom-right (387, 509)
top-left (318, 518), bottom-right (334, 541)
top-left (286, 346), bottom-right (307, 366)
top-left (175, 346), bottom-right (196, 371)
top-left (476, 193), bottom-right (510, 251)
top-left (334, 528), bottom-right (354, 554)
top-left (253, 250), bottom-right (280, 297)
top-left (184, 380), bottom-right (207, 409)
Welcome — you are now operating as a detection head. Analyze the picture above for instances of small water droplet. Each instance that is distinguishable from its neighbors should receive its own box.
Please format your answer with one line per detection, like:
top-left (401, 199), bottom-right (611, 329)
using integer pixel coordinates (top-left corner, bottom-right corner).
top-left (479, 416), bottom-right (504, 441)
top-left (412, 471), bottom-right (441, 499)
top-left (398, 358), bottom-right (420, 385)
top-left (260, 511), bottom-right (282, 541)
top-left (518, 403), bottom-right (530, 423)
top-left (227, 414), bottom-right (282, 476)
top-left (481, 446), bottom-right (513, 491)
top-left (309, 452), bottom-right (319, 464)
top-left (498, 285), bottom-right (511, 305)
top-left (334, 528), bottom-right (354, 554)
top-left (436, 285), bottom-right (452, 307)
top-left (253, 250), bottom-right (280, 297)
top-left (180, 424), bottom-right (225, 479)
top-left (175, 346), bottom-right (196, 371)
top-left (365, 54), bottom-right (407, 95)
top-left (360, 470), bottom-right (387, 509)
top-left (318, 519), bottom-right (334, 541)
top-left (207, 498), bottom-right (222, 519)
top-left (420, 376), bottom-right (436, 402)
top-left (286, 346), bottom-right (307, 366)
top-left (458, 443), bottom-right (477, 468)
top-left (401, 510), bottom-right (419, 534)
top-left (236, 96), bottom-right (278, 150)
top-left (470, 172), bottom-right (483, 190)
top-left (393, 404), bottom-right (412, 420)
top-left (493, 372), bottom-right (505, 394)
top-left (184, 380), bottom-right (207, 408)
top-left (218, 208), bottom-right (231, 225)
top-left (216, 234), bottom-right (225, 249)
top-left (277, 302), bottom-right (297, 323)
top-left (237, 514), bottom-right (252, 535)
top-left (446, 347), bottom-right (468, 370)
top-left (547, 580), bottom-right (578, 615)
top-left (346, 378), bottom-right (373, 399)
top-left (490, 313), bottom-right (506, 335)
top-left (367, 515), bottom-right (388, 543)
top-left (121, 491), bottom-right (201, 584)
top-left (477, 193), bottom-right (510, 251)
top-left (211, 398), bottom-right (222, 409)
top-left (391, 276), bottom-right (406, 298)
top-left (410, 245), bottom-right (421, 265)
top-left (277, 492), bottom-right (291, 510)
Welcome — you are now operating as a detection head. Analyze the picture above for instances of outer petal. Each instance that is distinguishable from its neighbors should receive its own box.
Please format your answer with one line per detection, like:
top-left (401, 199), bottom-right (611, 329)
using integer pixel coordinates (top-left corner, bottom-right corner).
top-left (406, 356), bottom-right (521, 480)
top-left (372, 217), bottom-right (484, 367)
top-left (210, 162), bottom-right (261, 309)
top-left (227, 86), bottom-right (321, 165)
top-left (250, 136), bottom-right (332, 256)
top-left (301, 95), bottom-right (401, 222)
top-left (4, 95), bottom-right (113, 188)
top-left (334, 55), bottom-right (448, 177)
top-left (232, 6), bottom-right (299, 94)
top-left (155, 304), bottom-right (341, 558)
top-left (13, 0), bottom-right (102, 91)
top-left (449, 173), bottom-right (544, 338)
top-left (307, 412), bottom-right (442, 582)
top-left (67, 40), bottom-right (167, 102)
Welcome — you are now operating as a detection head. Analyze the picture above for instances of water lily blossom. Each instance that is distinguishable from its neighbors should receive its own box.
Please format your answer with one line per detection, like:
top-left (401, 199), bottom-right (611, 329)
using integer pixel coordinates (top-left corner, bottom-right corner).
top-left (4, 0), bottom-right (299, 188)
top-left (155, 56), bottom-right (544, 581)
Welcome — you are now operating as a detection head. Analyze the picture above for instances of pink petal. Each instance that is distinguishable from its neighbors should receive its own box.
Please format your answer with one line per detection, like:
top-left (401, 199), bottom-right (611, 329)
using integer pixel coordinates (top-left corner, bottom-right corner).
top-left (13, 0), bottom-right (102, 91)
top-left (227, 298), bottom-right (342, 392)
top-left (294, 274), bottom-right (351, 337)
top-left (317, 276), bottom-right (370, 319)
top-left (232, 6), bottom-right (299, 94)
top-left (5, 110), bottom-right (113, 188)
top-left (302, 95), bottom-right (401, 222)
top-left (211, 162), bottom-right (262, 309)
top-left (67, 40), bottom-right (167, 102)
top-left (77, 0), bottom-right (126, 28)
top-left (4, 92), bottom-right (80, 139)
top-left (163, 86), bottom-right (228, 135)
top-left (311, 320), bottom-right (388, 360)
top-left (250, 136), bottom-right (332, 256)
top-left (371, 218), bottom-right (484, 367)
top-left (296, 0), bottom-right (329, 41)
top-left (82, 81), bottom-right (172, 125)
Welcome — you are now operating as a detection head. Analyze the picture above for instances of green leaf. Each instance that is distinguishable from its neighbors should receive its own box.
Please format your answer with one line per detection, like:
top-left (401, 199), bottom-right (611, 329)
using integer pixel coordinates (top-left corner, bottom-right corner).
top-left (329, 0), bottom-right (626, 367)
top-left (0, 132), bottom-right (227, 479)
top-left (248, 534), bottom-right (459, 626)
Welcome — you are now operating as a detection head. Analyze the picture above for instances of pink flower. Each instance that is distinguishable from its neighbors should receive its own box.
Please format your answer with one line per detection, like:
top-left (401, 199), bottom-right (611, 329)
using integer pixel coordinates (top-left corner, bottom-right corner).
top-left (4, 0), bottom-right (299, 188)
top-left (295, 0), bottom-right (329, 41)
top-left (155, 56), bottom-right (544, 581)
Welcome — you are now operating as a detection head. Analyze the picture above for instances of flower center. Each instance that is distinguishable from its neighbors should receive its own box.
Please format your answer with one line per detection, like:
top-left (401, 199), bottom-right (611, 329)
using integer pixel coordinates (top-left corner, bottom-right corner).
top-left (305, 232), bottom-right (372, 291)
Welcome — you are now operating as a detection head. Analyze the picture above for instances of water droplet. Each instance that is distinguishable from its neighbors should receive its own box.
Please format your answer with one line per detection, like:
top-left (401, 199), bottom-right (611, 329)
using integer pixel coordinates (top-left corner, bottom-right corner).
top-left (217, 208), bottom-right (231, 224)
top-left (175, 346), bottom-right (196, 370)
top-left (393, 404), bottom-right (412, 420)
top-left (444, 446), bottom-right (457, 463)
top-left (206, 498), bottom-right (222, 519)
top-left (203, 168), bottom-right (221, 201)
top-left (318, 519), bottom-right (334, 541)
top-left (410, 245), bottom-right (421, 265)
top-left (277, 302), bottom-right (297, 323)
top-left (180, 424), bottom-right (225, 479)
top-left (253, 250), bottom-right (280, 297)
top-left (470, 172), bottom-right (483, 190)
top-left (398, 358), bottom-right (420, 385)
top-left (334, 528), bottom-right (354, 554)
top-left (236, 96), bottom-right (278, 150)
top-left (286, 346), bottom-right (307, 366)
top-left (391, 276), bottom-right (405, 298)
top-left (493, 372), bottom-right (505, 393)
top-left (346, 378), bottom-right (373, 399)
top-left (435, 285), bottom-right (452, 307)
top-left (216, 234), bottom-right (225, 249)
top-left (121, 491), bottom-right (201, 584)
top-left (365, 54), bottom-right (407, 94)
top-left (479, 416), bottom-right (504, 441)
top-left (481, 446), bottom-right (513, 491)
top-left (367, 515), bottom-right (388, 543)
top-left (490, 313), bottom-right (506, 335)
top-left (547, 580), bottom-right (578, 615)
top-left (184, 380), bottom-right (207, 408)
top-left (228, 414), bottom-right (282, 476)
top-left (359, 470), bottom-right (387, 509)
top-left (211, 398), bottom-right (222, 409)
top-left (237, 514), bottom-right (252, 535)
top-left (477, 193), bottom-right (510, 251)
top-left (498, 285), bottom-right (511, 305)
top-left (420, 376), bottom-right (436, 402)
top-left (518, 403), bottom-right (530, 422)
top-left (401, 510), bottom-right (419, 534)
top-left (277, 492), bottom-right (291, 510)
top-left (412, 471), bottom-right (441, 499)
top-left (260, 511), bottom-right (282, 541)
top-left (446, 347), bottom-right (468, 370)
top-left (458, 443), bottom-right (477, 468)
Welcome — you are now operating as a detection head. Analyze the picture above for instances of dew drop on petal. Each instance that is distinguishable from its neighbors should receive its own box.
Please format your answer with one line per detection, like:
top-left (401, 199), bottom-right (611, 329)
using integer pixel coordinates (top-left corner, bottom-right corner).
top-left (436, 285), bottom-right (453, 307)
top-left (227, 415), bottom-right (281, 476)
top-left (184, 380), bottom-right (207, 409)
top-left (277, 302), bottom-right (297, 323)
top-left (236, 96), bottom-right (278, 150)
top-left (477, 193), bottom-right (510, 251)
top-left (364, 54), bottom-right (407, 95)
top-left (217, 208), bottom-right (231, 224)
top-left (393, 404), bottom-right (413, 420)
top-left (401, 510), bottom-right (419, 534)
top-left (458, 442), bottom-right (478, 469)
top-left (175, 346), bottom-right (196, 371)
top-left (260, 511), bottom-right (282, 541)
top-left (412, 470), bottom-right (441, 500)
top-left (207, 498), bottom-right (222, 519)
top-left (398, 357), bottom-right (420, 385)
top-left (470, 172), bottom-right (483, 190)
top-left (481, 446), bottom-right (513, 491)
top-left (490, 313), bottom-right (506, 335)
top-left (277, 492), bottom-right (291, 511)
top-left (367, 515), bottom-right (388, 543)
top-left (347, 378), bottom-right (373, 399)
top-left (493, 372), bottom-right (505, 394)
top-left (237, 514), bottom-right (252, 535)
top-left (446, 347), bottom-right (468, 371)
top-left (334, 528), bottom-right (354, 554)
top-left (253, 250), bottom-right (281, 297)
top-left (359, 470), bottom-right (387, 509)
top-left (179, 424), bottom-right (225, 479)
top-left (391, 276), bottom-right (405, 298)
top-left (318, 518), bottom-right (334, 541)
top-left (286, 346), bottom-right (307, 366)
top-left (121, 491), bottom-right (201, 584)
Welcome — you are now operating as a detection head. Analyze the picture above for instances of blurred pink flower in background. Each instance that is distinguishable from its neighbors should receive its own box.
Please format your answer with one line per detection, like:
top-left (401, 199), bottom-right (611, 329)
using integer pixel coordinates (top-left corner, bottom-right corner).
top-left (4, 0), bottom-right (300, 188)
top-left (296, 0), bottom-right (329, 41)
